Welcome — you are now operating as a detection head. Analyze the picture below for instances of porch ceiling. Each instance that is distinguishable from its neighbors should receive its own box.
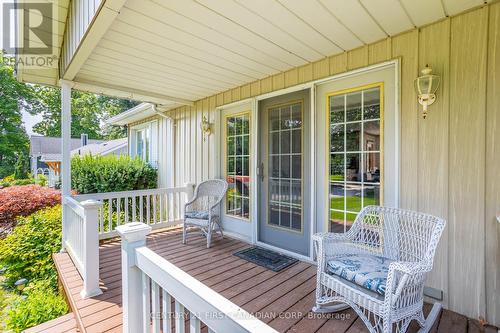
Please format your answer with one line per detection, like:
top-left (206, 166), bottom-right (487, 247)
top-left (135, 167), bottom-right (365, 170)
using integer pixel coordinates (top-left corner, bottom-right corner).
top-left (25, 0), bottom-right (493, 106)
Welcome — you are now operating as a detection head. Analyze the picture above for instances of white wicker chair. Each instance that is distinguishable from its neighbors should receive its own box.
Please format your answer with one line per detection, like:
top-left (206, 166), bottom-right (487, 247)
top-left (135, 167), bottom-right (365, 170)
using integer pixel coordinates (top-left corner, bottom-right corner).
top-left (183, 179), bottom-right (228, 248)
top-left (313, 206), bottom-right (446, 333)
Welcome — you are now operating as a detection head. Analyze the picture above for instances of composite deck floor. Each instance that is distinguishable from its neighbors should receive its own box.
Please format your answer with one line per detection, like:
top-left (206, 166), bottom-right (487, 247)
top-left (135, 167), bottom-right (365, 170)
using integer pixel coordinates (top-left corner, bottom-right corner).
top-left (53, 228), bottom-right (497, 333)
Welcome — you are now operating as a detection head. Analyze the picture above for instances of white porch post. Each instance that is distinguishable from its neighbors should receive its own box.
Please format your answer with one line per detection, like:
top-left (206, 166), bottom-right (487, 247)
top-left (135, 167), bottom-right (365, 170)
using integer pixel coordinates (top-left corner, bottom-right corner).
top-left (117, 222), bottom-right (152, 333)
top-left (80, 199), bottom-right (103, 298)
top-left (60, 80), bottom-right (73, 251)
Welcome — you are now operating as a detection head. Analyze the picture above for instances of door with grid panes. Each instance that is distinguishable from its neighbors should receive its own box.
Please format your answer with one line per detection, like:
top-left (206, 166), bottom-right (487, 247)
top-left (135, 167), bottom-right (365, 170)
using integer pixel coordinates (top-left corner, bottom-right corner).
top-left (220, 102), bottom-right (253, 240)
top-left (315, 65), bottom-right (398, 234)
top-left (258, 89), bottom-right (311, 256)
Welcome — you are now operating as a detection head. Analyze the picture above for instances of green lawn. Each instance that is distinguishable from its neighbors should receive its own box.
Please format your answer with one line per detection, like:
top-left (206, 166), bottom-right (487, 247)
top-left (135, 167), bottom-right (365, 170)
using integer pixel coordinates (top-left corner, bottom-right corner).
top-left (330, 195), bottom-right (378, 222)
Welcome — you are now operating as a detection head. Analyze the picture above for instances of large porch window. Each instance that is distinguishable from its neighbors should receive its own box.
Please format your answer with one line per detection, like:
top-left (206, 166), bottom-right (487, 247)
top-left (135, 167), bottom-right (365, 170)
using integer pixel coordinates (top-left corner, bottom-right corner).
top-left (225, 113), bottom-right (250, 219)
top-left (328, 83), bottom-right (383, 232)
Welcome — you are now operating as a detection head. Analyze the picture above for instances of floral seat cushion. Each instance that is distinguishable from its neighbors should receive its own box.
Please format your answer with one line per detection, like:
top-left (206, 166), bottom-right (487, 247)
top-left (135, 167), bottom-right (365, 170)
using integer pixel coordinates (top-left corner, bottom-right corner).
top-left (326, 254), bottom-right (393, 295)
top-left (185, 211), bottom-right (209, 220)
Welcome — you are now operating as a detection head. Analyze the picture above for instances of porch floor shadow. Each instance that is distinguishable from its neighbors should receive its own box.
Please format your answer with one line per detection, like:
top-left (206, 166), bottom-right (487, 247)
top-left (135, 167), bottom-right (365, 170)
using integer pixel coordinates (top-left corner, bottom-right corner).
top-left (53, 228), bottom-right (497, 333)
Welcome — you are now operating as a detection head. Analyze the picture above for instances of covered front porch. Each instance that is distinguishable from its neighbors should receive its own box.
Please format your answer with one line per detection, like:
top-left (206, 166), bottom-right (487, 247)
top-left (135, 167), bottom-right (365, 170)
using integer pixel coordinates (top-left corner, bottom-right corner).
top-left (53, 227), bottom-right (486, 333)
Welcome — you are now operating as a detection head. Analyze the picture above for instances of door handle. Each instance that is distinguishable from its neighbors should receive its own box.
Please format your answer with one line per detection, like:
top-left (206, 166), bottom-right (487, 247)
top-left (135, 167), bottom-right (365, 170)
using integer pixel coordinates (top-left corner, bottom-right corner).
top-left (257, 162), bottom-right (264, 182)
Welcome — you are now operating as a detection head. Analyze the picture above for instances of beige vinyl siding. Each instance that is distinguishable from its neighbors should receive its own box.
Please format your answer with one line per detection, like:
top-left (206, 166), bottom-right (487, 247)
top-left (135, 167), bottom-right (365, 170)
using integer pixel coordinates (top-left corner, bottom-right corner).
top-left (60, 0), bottom-right (102, 73)
top-left (163, 3), bottom-right (499, 325)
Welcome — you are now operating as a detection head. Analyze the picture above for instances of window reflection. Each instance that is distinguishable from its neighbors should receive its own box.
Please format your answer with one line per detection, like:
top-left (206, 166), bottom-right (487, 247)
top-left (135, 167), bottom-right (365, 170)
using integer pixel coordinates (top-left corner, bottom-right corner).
top-left (226, 114), bottom-right (250, 219)
top-left (328, 85), bottom-right (382, 233)
top-left (268, 102), bottom-right (302, 232)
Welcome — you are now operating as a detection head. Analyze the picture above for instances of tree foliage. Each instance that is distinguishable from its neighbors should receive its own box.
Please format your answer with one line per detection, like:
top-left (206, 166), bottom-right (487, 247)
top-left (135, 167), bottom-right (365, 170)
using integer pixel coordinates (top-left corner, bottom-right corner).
top-left (32, 87), bottom-right (138, 140)
top-left (0, 64), bottom-right (39, 178)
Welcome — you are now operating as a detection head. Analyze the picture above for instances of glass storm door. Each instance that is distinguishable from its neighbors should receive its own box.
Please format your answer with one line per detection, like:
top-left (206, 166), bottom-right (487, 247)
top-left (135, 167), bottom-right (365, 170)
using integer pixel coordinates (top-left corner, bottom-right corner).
top-left (258, 89), bottom-right (311, 256)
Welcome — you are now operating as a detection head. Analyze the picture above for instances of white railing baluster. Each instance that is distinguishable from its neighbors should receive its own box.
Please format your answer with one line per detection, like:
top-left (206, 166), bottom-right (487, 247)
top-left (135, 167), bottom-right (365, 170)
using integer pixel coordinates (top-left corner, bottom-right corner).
top-left (174, 301), bottom-right (184, 333)
top-left (159, 193), bottom-right (163, 224)
top-left (166, 193), bottom-right (171, 223)
top-left (117, 197), bottom-right (121, 226)
top-left (151, 281), bottom-right (160, 333)
top-left (162, 289), bottom-right (172, 333)
top-left (147, 195), bottom-right (151, 224)
top-left (140, 196), bottom-right (144, 222)
top-left (99, 205), bottom-right (104, 233)
top-left (125, 197), bottom-right (129, 224)
top-left (175, 193), bottom-right (181, 219)
top-left (132, 196), bottom-right (137, 221)
top-left (108, 198), bottom-right (112, 232)
top-left (142, 272), bottom-right (151, 333)
top-left (190, 312), bottom-right (201, 333)
top-left (153, 194), bottom-right (157, 225)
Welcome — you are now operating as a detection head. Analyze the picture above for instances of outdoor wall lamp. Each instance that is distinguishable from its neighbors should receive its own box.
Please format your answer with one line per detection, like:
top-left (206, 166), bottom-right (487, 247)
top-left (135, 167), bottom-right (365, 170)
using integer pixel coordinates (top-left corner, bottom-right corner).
top-left (414, 65), bottom-right (440, 119)
top-left (200, 116), bottom-right (212, 140)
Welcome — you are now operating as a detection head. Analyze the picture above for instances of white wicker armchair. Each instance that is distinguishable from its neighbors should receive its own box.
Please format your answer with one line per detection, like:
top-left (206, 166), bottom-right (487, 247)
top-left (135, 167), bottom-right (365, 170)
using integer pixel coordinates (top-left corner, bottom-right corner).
top-left (313, 206), bottom-right (446, 333)
top-left (183, 179), bottom-right (228, 248)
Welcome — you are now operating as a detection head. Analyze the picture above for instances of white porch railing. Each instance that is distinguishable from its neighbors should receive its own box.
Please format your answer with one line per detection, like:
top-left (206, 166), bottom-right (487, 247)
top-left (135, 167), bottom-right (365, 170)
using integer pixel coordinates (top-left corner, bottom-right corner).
top-left (117, 223), bottom-right (278, 333)
top-left (73, 185), bottom-right (194, 240)
top-left (62, 196), bottom-right (102, 298)
top-left (62, 184), bottom-right (195, 299)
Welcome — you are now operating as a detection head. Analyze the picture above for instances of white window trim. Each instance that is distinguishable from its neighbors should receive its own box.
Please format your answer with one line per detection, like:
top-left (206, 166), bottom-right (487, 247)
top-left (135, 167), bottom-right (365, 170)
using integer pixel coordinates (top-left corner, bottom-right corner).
top-left (130, 120), bottom-right (158, 167)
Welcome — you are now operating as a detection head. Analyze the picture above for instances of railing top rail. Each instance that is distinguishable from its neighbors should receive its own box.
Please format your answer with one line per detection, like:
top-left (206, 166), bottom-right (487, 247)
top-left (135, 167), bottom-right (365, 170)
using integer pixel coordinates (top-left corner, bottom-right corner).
top-left (62, 195), bottom-right (86, 217)
top-left (135, 247), bottom-right (278, 333)
top-left (73, 186), bottom-right (191, 201)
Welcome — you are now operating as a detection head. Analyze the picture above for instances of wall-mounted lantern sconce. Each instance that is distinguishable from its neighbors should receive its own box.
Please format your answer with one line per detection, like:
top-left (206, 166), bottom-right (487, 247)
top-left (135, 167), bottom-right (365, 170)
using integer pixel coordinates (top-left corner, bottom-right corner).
top-left (200, 116), bottom-right (212, 141)
top-left (414, 65), bottom-right (440, 119)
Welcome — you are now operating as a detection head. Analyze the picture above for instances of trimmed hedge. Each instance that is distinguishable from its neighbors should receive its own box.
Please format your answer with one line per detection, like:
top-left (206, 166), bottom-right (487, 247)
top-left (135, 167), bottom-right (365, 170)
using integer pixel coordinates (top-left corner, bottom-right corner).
top-left (71, 155), bottom-right (157, 194)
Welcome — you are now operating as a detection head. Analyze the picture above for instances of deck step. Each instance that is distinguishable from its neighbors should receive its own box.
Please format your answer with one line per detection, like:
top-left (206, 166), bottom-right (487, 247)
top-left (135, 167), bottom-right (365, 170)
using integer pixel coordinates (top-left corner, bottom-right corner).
top-left (24, 312), bottom-right (78, 333)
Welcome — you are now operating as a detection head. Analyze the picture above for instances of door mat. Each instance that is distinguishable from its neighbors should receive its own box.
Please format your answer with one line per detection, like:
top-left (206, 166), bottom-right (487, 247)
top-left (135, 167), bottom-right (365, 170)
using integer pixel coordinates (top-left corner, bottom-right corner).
top-left (234, 247), bottom-right (298, 272)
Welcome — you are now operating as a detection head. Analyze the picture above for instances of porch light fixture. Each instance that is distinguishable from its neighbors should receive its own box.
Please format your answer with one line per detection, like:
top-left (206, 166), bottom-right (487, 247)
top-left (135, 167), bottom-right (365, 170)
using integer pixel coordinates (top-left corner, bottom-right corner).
top-left (414, 65), bottom-right (440, 119)
top-left (200, 116), bottom-right (212, 140)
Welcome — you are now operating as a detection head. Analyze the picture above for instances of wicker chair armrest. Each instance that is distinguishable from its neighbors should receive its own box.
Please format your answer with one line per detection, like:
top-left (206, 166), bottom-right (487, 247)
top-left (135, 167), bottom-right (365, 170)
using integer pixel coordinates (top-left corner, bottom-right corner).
top-left (312, 232), bottom-right (352, 243)
top-left (389, 261), bottom-right (432, 275)
top-left (208, 196), bottom-right (224, 213)
top-left (386, 260), bottom-right (432, 305)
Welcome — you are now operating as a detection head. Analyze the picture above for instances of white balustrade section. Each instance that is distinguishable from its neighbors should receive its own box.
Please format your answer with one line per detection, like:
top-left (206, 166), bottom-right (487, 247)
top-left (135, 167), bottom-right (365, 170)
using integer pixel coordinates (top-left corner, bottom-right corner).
top-left (117, 223), bottom-right (278, 333)
top-left (62, 196), bottom-right (103, 298)
top-left (74, 185), bottom-right (195, 240)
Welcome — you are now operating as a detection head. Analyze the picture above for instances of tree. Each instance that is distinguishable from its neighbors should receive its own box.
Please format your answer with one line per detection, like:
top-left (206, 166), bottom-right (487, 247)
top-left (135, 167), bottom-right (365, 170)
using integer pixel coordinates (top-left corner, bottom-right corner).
top-left (0, 62), bottom-right (39, 178)
top-left (97, 96), bottom-right (138, 139)
top-left (33, 87), bottom-right (138, 140)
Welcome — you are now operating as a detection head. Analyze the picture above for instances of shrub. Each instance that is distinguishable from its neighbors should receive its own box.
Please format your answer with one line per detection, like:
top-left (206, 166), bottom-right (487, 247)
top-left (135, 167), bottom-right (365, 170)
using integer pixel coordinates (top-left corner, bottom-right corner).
top-left (4, 280), bottom-right (68, 332)
top-left (34, 174), bottom-right (47, 187)
top-left (0, 205), bottom-right (62, 289)
top-left (0, 185), bottom-right (60, 228)
top-left (71, 154), bottom-right (157, 194)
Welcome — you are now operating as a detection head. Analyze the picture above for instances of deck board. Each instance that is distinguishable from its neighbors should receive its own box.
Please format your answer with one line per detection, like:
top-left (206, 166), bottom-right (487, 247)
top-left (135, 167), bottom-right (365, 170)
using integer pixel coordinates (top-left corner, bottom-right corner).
top-left (24, 312), bottom-right (78, 333)
top-left (53, 228), bottom-right (497, 333)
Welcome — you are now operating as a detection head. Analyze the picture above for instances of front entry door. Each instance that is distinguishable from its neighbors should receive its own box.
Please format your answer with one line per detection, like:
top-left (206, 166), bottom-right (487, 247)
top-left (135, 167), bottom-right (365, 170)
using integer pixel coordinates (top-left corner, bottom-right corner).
top-left (258, 89), bottom-right (310, 256)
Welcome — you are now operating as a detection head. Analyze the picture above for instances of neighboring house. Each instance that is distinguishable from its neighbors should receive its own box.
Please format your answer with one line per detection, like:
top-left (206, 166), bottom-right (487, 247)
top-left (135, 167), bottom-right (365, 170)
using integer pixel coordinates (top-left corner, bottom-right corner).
top-left (30, 135), bottom-right (103, 186)
top-left (14, 1), bottom-right (500, 332)
top-left (29, 134), bottom-right (103, 176)
top-left (72, 137), bottom-right (128, 157)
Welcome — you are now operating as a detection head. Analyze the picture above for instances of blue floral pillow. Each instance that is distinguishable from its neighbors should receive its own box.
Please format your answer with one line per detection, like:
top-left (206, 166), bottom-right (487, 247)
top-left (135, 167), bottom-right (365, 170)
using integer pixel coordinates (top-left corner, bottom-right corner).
top-left (327, 254), bottom-right (393, 295)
